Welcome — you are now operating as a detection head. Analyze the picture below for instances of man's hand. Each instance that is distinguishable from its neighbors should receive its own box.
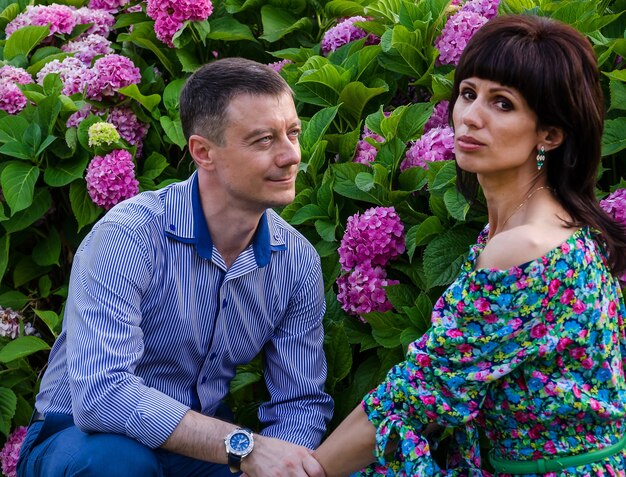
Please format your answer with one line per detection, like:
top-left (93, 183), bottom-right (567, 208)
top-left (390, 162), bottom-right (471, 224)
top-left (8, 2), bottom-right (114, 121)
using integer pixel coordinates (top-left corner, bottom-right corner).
top-left (240, 435), bottom-right (326, 477)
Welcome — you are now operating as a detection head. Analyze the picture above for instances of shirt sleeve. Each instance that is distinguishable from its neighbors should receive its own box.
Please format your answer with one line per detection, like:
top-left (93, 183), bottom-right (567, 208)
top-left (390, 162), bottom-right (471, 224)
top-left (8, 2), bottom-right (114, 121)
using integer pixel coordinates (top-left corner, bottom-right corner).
top-left (257, 248), bottom-right (333, 448)
top-left (358, 264), bottom-right (551, 475)
top-left (66, 220), bottom-right (189, 448)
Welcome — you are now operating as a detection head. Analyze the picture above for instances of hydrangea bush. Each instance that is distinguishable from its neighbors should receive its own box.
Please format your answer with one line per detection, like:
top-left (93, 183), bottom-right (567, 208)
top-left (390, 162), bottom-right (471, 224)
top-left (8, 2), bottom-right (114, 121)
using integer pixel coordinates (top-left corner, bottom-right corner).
top-left (0, 0), bottom-right (625, 468)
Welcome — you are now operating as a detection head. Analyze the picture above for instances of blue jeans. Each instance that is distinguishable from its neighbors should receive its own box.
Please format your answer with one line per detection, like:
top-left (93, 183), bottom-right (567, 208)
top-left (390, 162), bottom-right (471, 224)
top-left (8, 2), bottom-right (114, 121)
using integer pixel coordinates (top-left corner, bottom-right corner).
top-left (16, 413), bottom-right (238, 477)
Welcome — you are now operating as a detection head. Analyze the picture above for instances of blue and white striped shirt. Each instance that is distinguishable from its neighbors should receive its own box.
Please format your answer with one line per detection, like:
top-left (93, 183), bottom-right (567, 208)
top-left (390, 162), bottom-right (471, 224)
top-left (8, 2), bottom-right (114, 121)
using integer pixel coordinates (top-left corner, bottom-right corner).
top-left (36, 171), bottom-right (333, 449)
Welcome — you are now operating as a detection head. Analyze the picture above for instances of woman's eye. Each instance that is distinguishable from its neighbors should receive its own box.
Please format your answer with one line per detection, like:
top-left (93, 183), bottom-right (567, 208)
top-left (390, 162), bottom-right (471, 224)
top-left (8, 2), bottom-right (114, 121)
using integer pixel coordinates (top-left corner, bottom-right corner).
top-left (460, 89), bottom-right (476, 100)
top-left (495, 98), bottom-right (513, 110)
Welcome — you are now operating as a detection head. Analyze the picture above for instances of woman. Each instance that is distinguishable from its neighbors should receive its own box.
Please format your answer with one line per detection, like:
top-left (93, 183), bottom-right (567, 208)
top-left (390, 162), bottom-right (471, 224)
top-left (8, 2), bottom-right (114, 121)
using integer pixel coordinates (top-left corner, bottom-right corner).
top-left (313, 14), bottom-right (626, 477)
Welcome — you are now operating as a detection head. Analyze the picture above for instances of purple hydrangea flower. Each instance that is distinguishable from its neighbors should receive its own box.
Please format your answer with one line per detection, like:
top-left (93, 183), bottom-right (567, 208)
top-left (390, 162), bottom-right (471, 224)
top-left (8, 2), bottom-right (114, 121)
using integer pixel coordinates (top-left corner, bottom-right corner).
top-left (461, 0), bottom-right (500, 19)
top-left (147, 0), bottom-right (213, 47)
top-left (66, 104), bottom-right (105, 128)
top-left (62, 34), bottom-right (113, 64)
top-left (74, 7), bottom-right (116, 37)
top-left (0, 66), bottom-right (33, 85)
top-left (88, 0), bottom-right (130, 12)
top-left (267, 59), bottom-right (293, 72)
top-left (424, 100), bottom-right (450, 132)
top-left (37, 57), bottom-right (95, 96)
top-left (85, 149), bottom-right (139, 209)
top-left (338, 206), bottom-right (405, 271)
top-left (0, 426), bottom-right (28, 477)
top-left (401, 126), bottom-right (455, 171)
top-left (0, 307), bottom-right (36, 339)
top-left (88, 54), bottom-right (141, 100)
top-left (435, 10), bottom-right (489, 66)
top-left (600, 189), bottom-right (626, 227)
top-left (337, 264), bottom-right (399, 319)
top-left (6, 4), bottom-right (77, 37)
top-left (321, 16), bottom-right (379, 55)
top-left (354, 126), bottom-right (384, 165)
top-left (0, 80), bottom-right (28, 115)
top-left (107, 106), bottom-right (150, 157)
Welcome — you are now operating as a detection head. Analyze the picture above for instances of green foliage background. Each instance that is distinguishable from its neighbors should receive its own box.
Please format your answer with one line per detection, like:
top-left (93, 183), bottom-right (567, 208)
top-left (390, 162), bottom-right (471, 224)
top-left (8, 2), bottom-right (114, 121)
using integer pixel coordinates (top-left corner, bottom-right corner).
top-left (0, 0), bottom-right (625, 462)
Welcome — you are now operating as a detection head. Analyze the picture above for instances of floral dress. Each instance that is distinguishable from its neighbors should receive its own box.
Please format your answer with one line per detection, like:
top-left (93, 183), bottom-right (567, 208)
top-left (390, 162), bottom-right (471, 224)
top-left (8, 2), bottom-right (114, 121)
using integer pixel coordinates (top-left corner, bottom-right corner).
top-left (355, 227), bottom-right (626, 476)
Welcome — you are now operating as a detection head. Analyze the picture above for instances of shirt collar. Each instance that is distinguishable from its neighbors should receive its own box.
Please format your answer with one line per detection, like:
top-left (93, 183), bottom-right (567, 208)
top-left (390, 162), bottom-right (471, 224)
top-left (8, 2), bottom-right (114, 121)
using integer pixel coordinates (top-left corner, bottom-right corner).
top-left (163, 171), bottom-right (286, 268)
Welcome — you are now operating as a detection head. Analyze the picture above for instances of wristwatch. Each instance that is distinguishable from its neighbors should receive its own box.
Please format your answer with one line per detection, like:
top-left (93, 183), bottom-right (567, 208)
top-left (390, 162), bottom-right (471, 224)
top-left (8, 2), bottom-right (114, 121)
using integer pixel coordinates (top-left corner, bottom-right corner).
top-left (224, 427), bottom-right (254, 473)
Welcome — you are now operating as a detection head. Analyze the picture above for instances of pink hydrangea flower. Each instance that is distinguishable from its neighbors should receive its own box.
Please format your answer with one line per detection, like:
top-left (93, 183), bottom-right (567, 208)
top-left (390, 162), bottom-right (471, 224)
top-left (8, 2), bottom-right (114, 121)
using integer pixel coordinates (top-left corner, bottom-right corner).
top-left (401, 126), bottom-right (455, 171)
top-left (37, 57), bottom-right (95, 96)
top-left (0, 426), bottom-right (28, 477)
top-left (0, 307), bottom-right (36, 339)
top-left (107, 106), bottom-right (150, 157)
top-left (62, 34), bottom-right (113, 64)
top-left (424, 100), bottom-right (450, 132)
top-left (88, 0), bottom-right (130, 12)
top-left (267, 59), bottom-right (293, 72)
top-left (600, 189), bottom-right (626, 227)
top-left (6, 4), bottom-right (77, 37)
top-left (321, 16), bottom-right (379, 55)
top-left (85, 149), bottom-right (139, 209)
top-left (338, 206), bottom-right (405, 271)
top-left (354, 126), bottom-right (384, 165)
top-left (435, 10), bottom-right (489, 66)
top-left (147, 0), bottom-right (213, 47)
top-left (0, 80), bottom-right (28, 115)
top-left (337, 264), bottom-right (399, 318)
top-left (74, 7), bottom-right (116, 37)
top-left (88, 54), bottom-right (141, 100)
top-left (0, 66), bottom-right (33, 85)
top-left (461, 0), bottom-right (500, 19)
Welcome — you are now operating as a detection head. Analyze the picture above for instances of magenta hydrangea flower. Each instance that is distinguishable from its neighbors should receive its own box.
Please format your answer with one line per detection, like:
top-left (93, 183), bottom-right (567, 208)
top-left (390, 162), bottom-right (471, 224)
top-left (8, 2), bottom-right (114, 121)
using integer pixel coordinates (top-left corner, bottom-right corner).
top-left (0, 66), bottom-right (33, 85)
top-left (88, 0), bottom-right (129, 12)
top-left (461, 0), bottom-right (500, 19)
top-left (267, 59), bottom-right (293, 72)
top-left (37, 57), bottom-right (95, 96)
top-left (354, 126), bottom-right (384, 165)
top-left (6, 4), bottom-right (77, 37)
top-left (435, 10), bottom-right (489, 66)
top-left (321, 16), bottom-right (379, 55)
top-left (147, 0), bottom-right (213, 47)
top-left (600, 189), bottom-right (626, 227)
top-left (107, 106), bottom-right (150, 157)
top-left (337, 264), bottom-right (399, 319)
top-left (74, 7), bottom-right (116, 37)
top-left (0, 80), bottom-right (28, 115)
top-left (424, 100), bottom-right (450, 132)
top-left (338, 206), bottom-right (405, 271)
top-left (401, 126), bottom-right (455, 171)
top-left (88, 54), bottom-right (141, 100)
top-left (0, 426), bottom-right (28, 477)
top-left (85, 149), bottom-right (139, 209)
top-left (62, 34), bottom-right (113, 64)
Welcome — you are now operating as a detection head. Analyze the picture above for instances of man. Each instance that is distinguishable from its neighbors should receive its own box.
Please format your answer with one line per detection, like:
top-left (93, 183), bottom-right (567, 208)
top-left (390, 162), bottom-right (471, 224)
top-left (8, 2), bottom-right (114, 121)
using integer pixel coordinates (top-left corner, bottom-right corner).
top-left (17, 58), bottom-right (332, 477)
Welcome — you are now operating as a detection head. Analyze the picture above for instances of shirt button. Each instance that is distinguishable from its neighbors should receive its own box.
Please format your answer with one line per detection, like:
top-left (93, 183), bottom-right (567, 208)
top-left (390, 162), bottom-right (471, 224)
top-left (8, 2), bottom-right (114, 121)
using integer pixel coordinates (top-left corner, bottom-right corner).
top-left (209, 352), bottom-right (217, 360)
top-left (201, 376), bottom-right (207, 384)
top-left (169, 224), bottom-right (176, 231)
top-left (222, 299), bottom-right (227, 308)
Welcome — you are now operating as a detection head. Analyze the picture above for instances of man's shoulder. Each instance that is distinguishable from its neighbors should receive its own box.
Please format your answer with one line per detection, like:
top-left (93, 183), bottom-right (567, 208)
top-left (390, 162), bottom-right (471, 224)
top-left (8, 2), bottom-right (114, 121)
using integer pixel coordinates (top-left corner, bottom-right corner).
top-left (267, 209), bottom-right (315, 251)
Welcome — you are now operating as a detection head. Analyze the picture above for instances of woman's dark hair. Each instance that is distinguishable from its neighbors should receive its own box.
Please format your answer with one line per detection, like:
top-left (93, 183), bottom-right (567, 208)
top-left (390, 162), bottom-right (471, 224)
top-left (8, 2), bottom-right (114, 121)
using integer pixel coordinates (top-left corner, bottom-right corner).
top-left (180, 57), bottom-right (292, 145)
top-left (449, 14), bottom-right (626, 275)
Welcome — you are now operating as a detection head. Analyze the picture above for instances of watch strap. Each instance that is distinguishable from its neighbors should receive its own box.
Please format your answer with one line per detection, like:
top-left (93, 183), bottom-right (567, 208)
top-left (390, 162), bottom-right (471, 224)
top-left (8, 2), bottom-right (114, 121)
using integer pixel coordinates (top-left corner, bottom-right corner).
top-left (228, 453), bottom-right (242, 473)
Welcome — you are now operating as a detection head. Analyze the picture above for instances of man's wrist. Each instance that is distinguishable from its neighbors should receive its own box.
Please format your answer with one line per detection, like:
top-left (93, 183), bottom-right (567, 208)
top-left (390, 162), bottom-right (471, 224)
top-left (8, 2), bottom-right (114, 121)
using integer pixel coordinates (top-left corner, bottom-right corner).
top-left (224, 427), bottom-right (254, 473)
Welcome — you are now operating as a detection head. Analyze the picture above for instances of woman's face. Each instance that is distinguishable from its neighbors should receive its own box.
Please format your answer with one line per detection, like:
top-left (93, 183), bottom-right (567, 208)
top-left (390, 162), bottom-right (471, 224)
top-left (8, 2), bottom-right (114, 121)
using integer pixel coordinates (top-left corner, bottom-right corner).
top-left (452, 77), bottom-right (543, 178)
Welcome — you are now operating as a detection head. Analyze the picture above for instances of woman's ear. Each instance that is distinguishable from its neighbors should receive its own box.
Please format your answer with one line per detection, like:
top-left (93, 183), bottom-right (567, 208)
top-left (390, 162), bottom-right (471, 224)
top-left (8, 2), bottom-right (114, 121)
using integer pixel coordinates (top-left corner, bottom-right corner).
top-left (540, 126), bottom-right (565, 152)
top-left (188, 134), bottom-right (214, 170)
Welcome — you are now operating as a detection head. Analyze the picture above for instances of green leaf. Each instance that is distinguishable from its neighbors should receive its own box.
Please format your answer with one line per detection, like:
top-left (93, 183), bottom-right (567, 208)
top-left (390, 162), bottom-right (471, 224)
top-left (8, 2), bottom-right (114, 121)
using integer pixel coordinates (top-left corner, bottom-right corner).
top-left (315, 219), bottom-right (337, 242)
top-left (0, 115), bottom-right (29, 143)
top-left (76, 114), bottom-right (104, 151)
top-left (163, 78), bottom-right (186, 112)
top-left (429, 160), bottom-right (457, 191)
top-left (354, 172), bottom-right (375, 192)
top-left (365, 310), bottom-right (409, 348)
top-left (386, 283), bottom-right (418, 310)
top-left (260, 5), bottom-right (312, 42)
top-left (0, 387), bottom-right (17, 437)
top-left (423, 227), bottom-right (476, 288)
top-left (0, 141), bottom-right (32, 160)
top-left (13, 255), bottom-right (52, 287)
top-left (324, 323), bottom-right (353, 387)
top-left (444, 188), bottom-right (471, 221)
top-left (113, 12), bottom-right (147, 29)
top-left (1, 188), bottom-right (51, 234)
top-left (398, 167), bottom-right (428, 192)
top-left (609, 79), bottom-right (626, 112)
top-left (412, 216), bottom-right (444, 247)
top-left (117, 84), bottom-right (161, 112)
top-left (1, 162), bottom-right (40, 214)
top-left (69, 180), bottom-right (103, 231)
top-left (602, 118), bottom-right (626, 156)
top-left (160, 116), bottom-right (187, 149)
top-left (44, 150), bottom-right (89, 187)
top-left (395, 102), bottom-right (434, 142)
top-left (338, 80), bottom-right (389, 126)
top-left (4, 25), bottom-right (50, 60)
top-left (32, 227), bottom-right (61, 266)
top-left (333, 162), bottom-right (385, 204)
top-left (0, 234), bottom-right (9, 284)
top-left (0, 336), bottom-right (51, 363)
top-left (300, 105), bottom-right (339, 153)
top-left (325, 0), bottom-right (367, 17)
top-left (117, 22), bottom-right (179, 77)
top-left (206, 16), bottom-right (256, 41)
top-left (290, 204), bottom-right (325, 225)
top-left (141, 152), bottom-right (169, 180)
top-left (0, 291), bottom-right (29, 310)
top-left (34, 309), bottom-right (61, 336)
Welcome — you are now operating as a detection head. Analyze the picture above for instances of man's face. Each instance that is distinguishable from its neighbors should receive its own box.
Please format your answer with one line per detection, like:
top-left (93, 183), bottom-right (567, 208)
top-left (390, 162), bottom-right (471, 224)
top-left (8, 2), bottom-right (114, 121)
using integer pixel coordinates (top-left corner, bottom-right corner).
top-left (205, 92), bottom-right (302, 215)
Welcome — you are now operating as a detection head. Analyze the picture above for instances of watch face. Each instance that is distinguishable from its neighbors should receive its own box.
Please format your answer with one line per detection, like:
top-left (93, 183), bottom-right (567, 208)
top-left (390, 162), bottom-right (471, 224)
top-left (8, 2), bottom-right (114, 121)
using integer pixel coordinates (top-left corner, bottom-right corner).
top-left (229, 432), bottom-right (251, 453)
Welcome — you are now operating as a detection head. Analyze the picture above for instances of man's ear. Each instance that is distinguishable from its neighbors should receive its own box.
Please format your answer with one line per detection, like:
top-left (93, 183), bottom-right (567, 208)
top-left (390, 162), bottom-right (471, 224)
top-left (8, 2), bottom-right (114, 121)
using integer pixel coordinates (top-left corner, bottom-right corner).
top-left (188, 134), bottom-right (214, 170)
top-left (540, 126), bottom-right (565, 152)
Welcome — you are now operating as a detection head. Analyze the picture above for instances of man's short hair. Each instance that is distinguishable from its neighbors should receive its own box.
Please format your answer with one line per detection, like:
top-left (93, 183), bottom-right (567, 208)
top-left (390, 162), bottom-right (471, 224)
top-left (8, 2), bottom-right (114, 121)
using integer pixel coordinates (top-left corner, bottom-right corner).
top-left (180, 57), bottom-right (293, 145)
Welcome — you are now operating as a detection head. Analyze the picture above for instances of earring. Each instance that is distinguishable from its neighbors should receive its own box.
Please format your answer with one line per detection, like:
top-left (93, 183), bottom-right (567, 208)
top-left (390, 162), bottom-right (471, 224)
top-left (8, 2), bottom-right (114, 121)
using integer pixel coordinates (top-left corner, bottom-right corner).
top-left (536, 145), bottom-right (545, 170)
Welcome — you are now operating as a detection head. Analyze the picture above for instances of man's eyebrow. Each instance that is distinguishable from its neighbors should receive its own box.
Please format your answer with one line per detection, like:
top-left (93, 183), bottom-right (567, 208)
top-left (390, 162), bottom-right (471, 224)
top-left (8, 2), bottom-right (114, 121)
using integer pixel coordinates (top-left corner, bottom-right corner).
top-left (242, 121), bottom-right (302, 141)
